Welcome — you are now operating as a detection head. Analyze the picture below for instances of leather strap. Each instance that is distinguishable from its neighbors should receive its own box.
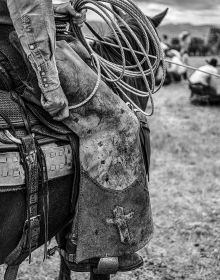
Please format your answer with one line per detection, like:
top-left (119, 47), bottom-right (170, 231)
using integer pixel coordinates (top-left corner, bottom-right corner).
top-left (20, 134), bottom-right (40, 261)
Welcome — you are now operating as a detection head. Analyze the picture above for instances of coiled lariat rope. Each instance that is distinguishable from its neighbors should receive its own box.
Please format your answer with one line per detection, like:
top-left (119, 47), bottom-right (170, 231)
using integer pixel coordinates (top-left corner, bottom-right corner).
top-left (85, 36), bottom-right (220, 79)
top-left (68, 0), bottom-right (166, 116)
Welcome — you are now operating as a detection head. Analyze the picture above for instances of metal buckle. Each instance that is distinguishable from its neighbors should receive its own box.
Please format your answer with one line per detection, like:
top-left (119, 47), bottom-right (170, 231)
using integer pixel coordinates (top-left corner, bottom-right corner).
top-left (25, 149), bottom-right (37, 165)
top-left (25, 215), bottom-right (41, 228)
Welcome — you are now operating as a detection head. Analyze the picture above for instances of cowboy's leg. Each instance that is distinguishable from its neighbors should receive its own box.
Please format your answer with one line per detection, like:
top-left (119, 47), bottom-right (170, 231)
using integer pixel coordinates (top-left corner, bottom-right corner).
top-left (55, 41), bottom-right (153, 266)
top-left (56, 41), bottom-right (141, 190)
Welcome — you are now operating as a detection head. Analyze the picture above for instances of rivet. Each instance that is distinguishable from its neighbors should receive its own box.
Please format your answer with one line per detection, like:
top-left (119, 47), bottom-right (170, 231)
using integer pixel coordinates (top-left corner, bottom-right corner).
top-left (13, 157), bottom-right (18, 162)
top-left (13, 170), bottom-right (20, 177)
top-left (2, 170), bottom-right (8, 177)
top-left (59, 151), bottom-right (64, 156)
top-left (0, 157), bottom-right (7, 163)
top-left (59, 163), bottom-right (64, 169)
top-left (50, 165), bottom-right (56, 171)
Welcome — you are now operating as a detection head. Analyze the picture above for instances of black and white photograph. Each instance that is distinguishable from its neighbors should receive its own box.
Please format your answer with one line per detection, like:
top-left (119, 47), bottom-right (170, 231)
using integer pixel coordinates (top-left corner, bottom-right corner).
top-left (0, 0), bottom-right (219, 279)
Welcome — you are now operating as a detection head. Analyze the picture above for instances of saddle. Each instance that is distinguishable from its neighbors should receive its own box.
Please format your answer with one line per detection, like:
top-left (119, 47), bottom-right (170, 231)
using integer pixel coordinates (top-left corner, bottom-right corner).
top-left (0, 91), bottom-right (75, 189)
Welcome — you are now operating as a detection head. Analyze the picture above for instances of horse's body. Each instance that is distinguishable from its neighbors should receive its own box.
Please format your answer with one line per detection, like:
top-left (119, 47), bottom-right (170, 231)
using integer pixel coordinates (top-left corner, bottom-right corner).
top-left (0, 176), bottom-right (73, 264)
top-left (0, 7), bottom-right (167, 280)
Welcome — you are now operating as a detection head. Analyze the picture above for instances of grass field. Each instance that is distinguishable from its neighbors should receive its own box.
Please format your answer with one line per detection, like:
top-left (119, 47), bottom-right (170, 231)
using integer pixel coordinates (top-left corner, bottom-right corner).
top-left (0, 57), bottom-right (220, 279)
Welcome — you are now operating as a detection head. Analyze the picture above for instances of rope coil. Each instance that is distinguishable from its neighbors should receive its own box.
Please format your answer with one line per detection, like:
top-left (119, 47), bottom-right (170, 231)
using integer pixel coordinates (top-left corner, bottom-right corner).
top-left (85, 36), bottom-right (220, 79)
top-left (68, 0), bottom-right (166, 116)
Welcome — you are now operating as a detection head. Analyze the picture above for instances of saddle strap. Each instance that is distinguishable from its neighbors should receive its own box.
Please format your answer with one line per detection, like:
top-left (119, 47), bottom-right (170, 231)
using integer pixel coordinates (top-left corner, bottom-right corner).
top-left (5, 134), bottom-right (42, 268)
top-left (20, 134), bottom-right (41, 261)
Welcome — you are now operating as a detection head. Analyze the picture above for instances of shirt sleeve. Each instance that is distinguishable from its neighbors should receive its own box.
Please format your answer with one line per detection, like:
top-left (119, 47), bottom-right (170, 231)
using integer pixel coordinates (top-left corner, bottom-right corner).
top-left (6, 0), bottom-right (60, 95)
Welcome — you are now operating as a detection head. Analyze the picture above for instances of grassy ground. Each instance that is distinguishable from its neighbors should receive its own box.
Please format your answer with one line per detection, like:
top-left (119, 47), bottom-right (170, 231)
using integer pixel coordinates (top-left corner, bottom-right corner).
top-left (1, 57), bottom-right (220, 279)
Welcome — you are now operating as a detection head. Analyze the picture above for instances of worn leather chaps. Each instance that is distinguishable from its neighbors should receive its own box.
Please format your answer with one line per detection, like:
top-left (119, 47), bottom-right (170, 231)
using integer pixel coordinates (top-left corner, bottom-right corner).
top-left (55, 41), bottom-right (153, 262)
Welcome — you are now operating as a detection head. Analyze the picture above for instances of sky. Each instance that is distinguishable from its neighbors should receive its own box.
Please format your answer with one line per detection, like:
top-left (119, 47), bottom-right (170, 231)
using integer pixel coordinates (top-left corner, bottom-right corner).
top-left (87, 0), bottom-right (220, 26)
top-left (138, 0), bottom-right (220, 26)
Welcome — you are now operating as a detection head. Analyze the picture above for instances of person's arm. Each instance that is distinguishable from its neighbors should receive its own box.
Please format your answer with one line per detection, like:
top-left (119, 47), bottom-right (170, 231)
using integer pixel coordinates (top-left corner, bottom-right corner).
top-left (53, 0), bottom-right (86, 24)
top-left (7, 0), bottom-right (69, 120)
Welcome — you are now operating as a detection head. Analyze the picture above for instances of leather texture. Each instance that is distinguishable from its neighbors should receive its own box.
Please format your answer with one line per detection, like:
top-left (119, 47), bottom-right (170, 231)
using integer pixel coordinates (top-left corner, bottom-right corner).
top-left (0, 143), bottom-right (73, 189)
top-left (74, 168), bottom-right (153, 262)
top-left (55, 41), bottom-right (153, 262)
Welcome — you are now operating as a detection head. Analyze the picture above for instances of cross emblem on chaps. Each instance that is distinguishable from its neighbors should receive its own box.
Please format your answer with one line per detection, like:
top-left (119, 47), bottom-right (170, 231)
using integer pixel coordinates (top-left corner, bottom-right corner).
top-left (106, 206), bottom-right (134, 244)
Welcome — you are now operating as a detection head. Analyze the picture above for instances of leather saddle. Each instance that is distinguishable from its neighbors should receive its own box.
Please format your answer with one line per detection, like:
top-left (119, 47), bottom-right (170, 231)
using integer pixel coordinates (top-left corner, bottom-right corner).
top-left (0, 89), bottom-right (71, 143)
top-left (0, 90), bottom-right (78, 192)
top-left (0, 89), bottom-right (79, 190)
top-left (0, 31), bottom-right (76, 155)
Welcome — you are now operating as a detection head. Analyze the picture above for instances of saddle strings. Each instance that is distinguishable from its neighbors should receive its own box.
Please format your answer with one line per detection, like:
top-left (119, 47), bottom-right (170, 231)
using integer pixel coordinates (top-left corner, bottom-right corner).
top-left (69, 0), bottom-right (166, 116)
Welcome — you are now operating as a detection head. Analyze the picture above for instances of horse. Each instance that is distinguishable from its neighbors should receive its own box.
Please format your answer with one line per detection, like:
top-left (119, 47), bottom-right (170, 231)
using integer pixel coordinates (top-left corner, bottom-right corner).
top-left (0, 6), bottom-right (167, 280)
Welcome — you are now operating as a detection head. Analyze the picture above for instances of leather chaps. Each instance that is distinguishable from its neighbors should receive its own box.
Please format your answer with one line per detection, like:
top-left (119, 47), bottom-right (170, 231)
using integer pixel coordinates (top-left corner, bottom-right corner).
top-left (56, 41), bottom-right (153, 262)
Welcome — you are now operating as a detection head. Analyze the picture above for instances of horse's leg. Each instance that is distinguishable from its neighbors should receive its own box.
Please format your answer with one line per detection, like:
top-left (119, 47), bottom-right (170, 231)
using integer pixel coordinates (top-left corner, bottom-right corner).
top-left (56, 255), bottom-right (71, 280)
top-left (56, 225), bottom-right (72, 280)
top-left (90, 272), bottom-right (110, 280)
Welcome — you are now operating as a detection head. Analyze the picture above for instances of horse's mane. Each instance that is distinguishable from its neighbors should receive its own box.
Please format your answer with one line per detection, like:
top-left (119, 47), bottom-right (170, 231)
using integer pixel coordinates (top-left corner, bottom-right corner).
top-left (91, 16), bottom-right (158, 111)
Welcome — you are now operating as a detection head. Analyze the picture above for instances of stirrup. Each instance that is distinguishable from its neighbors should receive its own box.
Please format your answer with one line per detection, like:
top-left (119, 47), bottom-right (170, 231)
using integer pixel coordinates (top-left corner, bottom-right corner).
top-left (93, 257), bottom-right (119, 274)
top-left (59, 248), bottom-right (119, 274)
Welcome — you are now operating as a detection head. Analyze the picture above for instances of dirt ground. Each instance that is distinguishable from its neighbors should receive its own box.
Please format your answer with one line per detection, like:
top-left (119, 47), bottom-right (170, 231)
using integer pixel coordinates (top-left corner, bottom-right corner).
top-left (1, 57), bottom-right (220, 279)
